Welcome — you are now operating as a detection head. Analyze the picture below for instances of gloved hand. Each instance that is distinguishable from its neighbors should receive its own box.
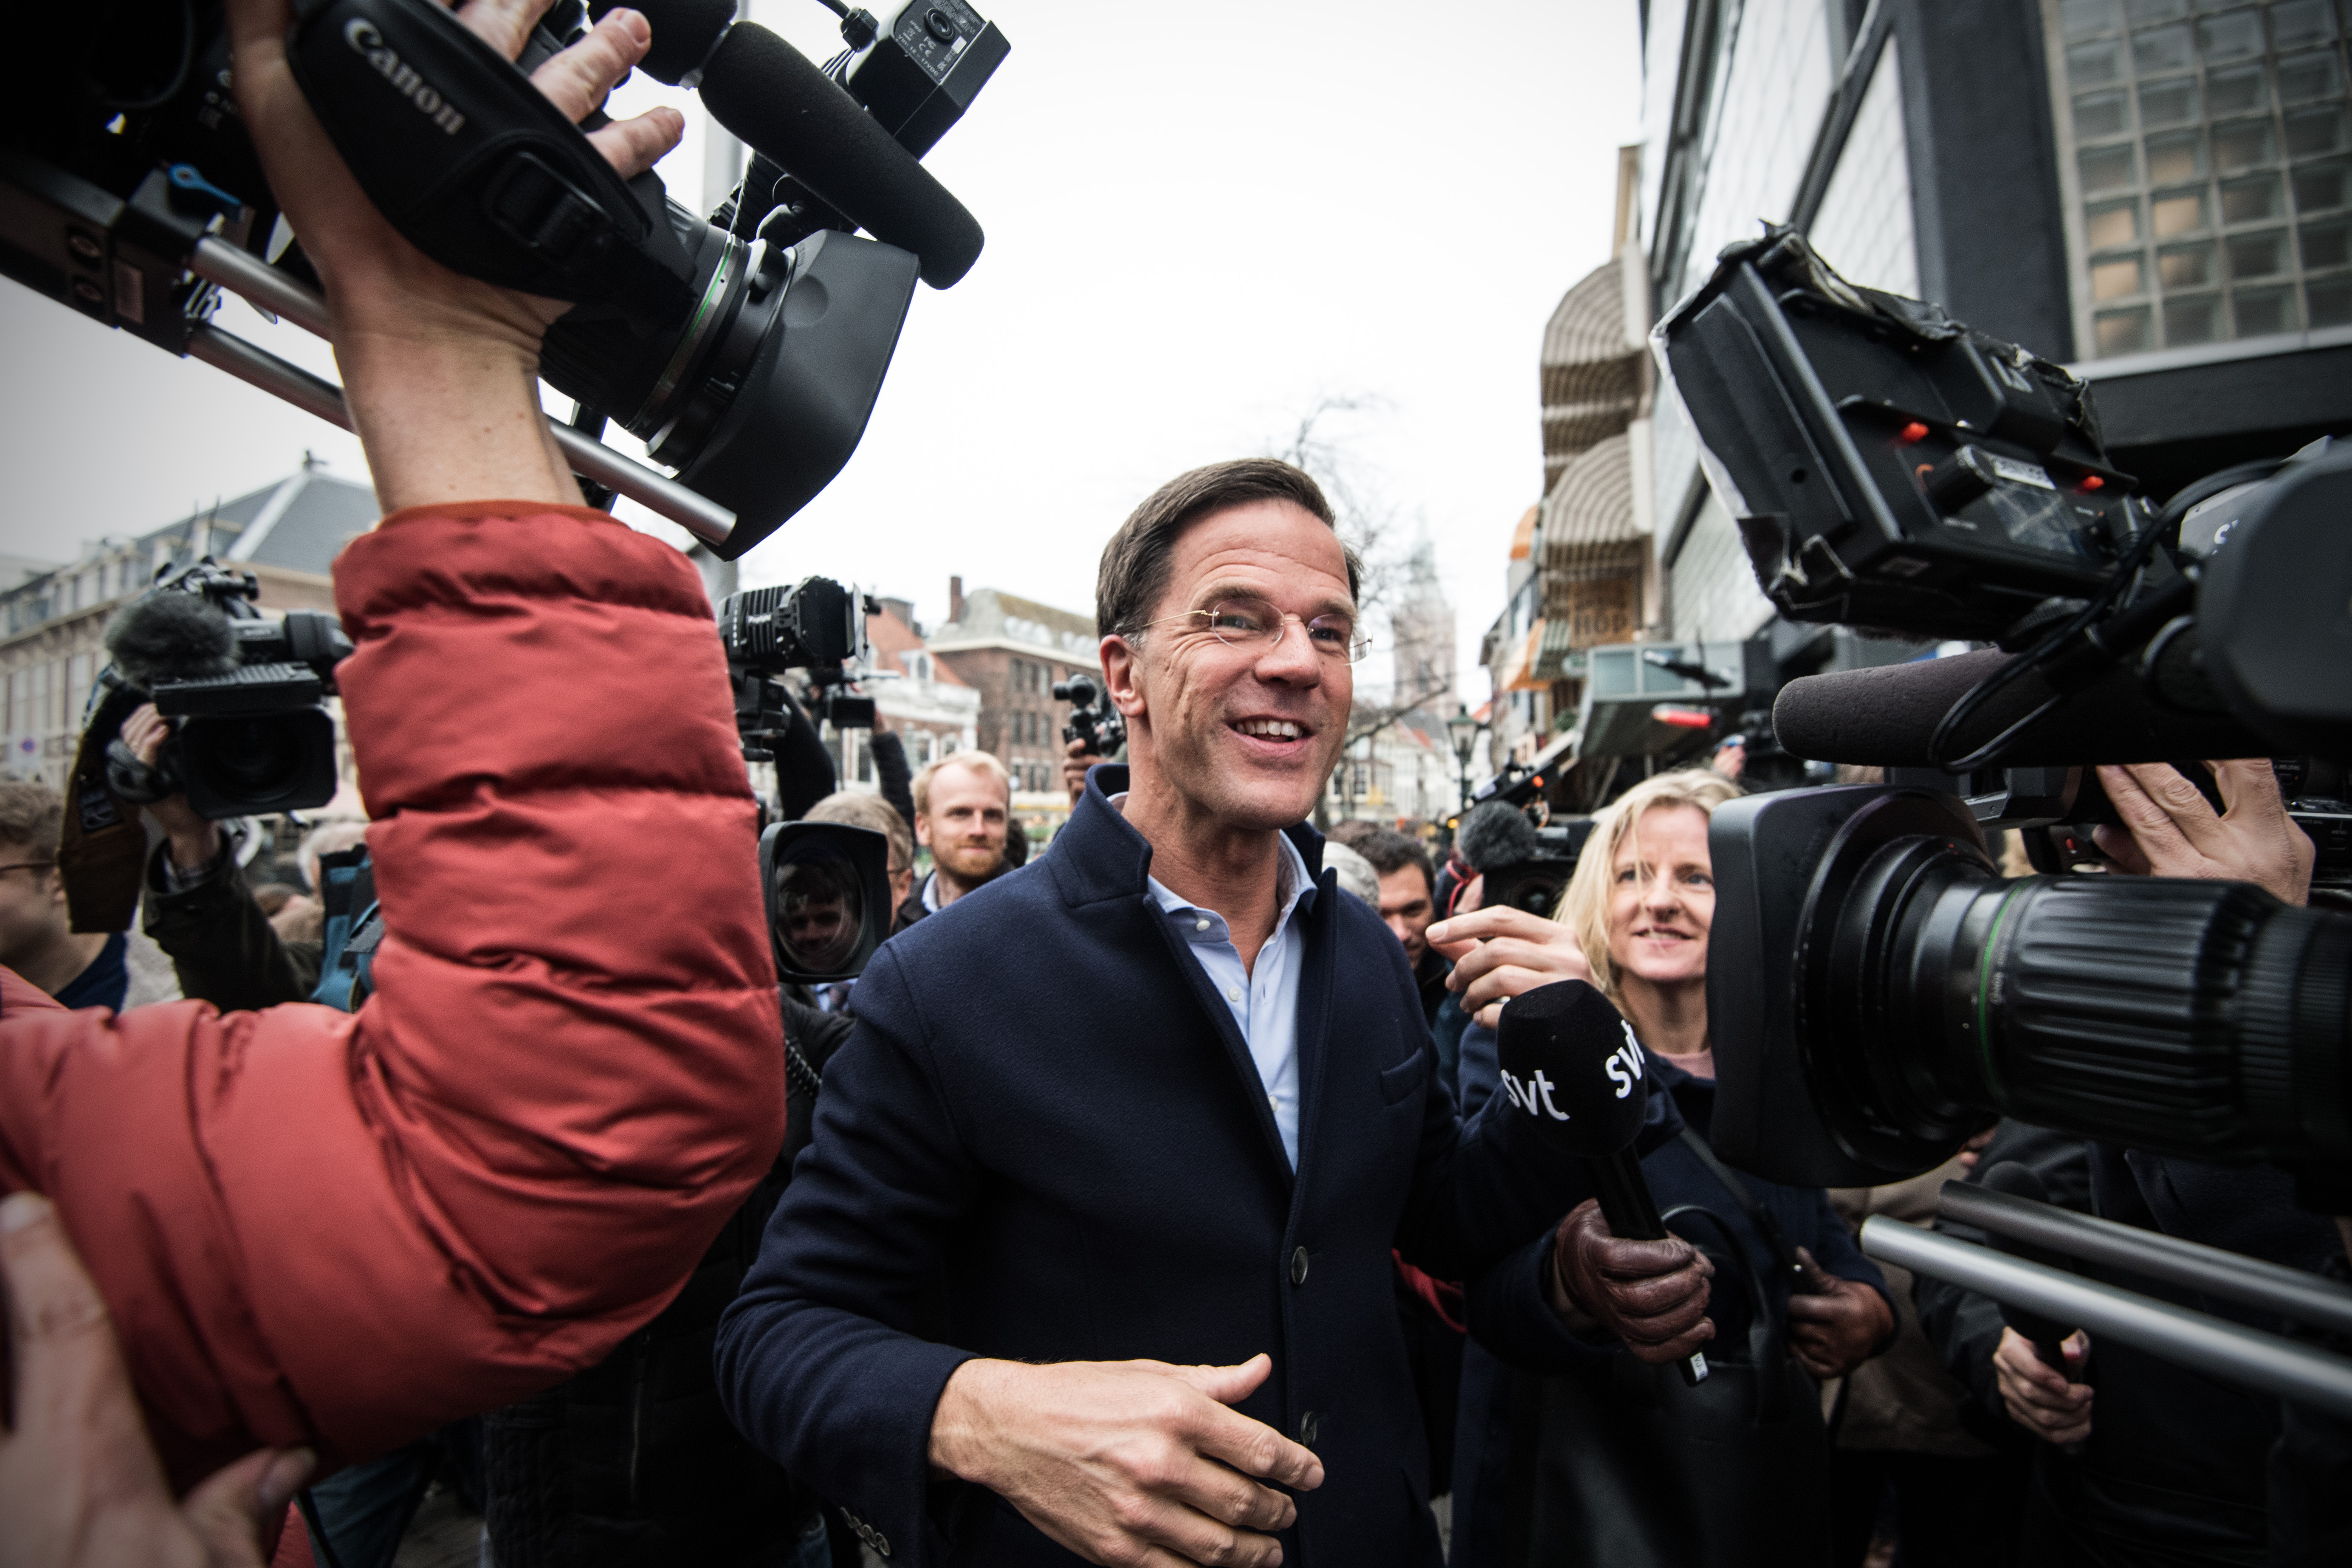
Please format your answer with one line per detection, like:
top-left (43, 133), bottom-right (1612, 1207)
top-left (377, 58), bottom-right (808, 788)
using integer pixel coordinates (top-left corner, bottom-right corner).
top-left (1784, 1245), bottom-right (1895, 1379)
top-left (1548, 1199), bottom-right (1716, 1363)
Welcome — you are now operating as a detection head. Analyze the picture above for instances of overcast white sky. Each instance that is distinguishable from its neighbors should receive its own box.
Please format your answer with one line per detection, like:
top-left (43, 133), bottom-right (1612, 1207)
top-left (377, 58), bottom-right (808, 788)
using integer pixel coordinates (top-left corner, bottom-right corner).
top-left (0, 0), bottom-right (1644, 703)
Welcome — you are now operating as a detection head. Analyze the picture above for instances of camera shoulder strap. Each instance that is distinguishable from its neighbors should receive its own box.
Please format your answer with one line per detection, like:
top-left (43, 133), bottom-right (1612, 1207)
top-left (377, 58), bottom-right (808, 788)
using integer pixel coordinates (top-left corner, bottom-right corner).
top-left (1677, 1125), bottom-right (1807, 1287)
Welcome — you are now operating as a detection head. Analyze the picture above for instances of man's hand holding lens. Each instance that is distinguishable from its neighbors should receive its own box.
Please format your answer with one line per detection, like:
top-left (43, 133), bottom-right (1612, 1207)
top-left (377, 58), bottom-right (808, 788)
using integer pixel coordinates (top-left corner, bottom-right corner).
top-left (119, 705), bottom-right (221, 874)
top-left (2093, 758), bottom-right (2313, 906)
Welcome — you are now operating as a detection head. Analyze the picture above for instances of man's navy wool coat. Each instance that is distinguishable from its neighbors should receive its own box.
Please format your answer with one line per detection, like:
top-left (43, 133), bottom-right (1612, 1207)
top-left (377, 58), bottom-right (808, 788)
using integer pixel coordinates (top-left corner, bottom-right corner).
top-left (716, 768), bottom-right (1651, 1567)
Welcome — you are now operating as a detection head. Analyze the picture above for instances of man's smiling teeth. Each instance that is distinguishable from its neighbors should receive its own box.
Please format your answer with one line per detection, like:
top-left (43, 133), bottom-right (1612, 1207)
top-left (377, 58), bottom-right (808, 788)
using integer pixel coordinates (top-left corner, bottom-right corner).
top-left (1236, 719), bottom-right (1304, 739)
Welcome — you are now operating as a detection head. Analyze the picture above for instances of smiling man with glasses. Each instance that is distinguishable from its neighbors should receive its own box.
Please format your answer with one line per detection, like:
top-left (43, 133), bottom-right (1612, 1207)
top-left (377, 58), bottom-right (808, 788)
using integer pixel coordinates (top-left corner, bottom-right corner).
top-left (720, 459), bottom-right (1713, 1568)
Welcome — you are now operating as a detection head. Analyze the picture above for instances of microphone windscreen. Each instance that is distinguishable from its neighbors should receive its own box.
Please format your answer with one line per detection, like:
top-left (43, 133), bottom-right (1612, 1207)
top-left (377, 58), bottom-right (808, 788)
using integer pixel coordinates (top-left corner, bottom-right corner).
top-left (103, 593), bottom-right (235, 694)
top-left (590, 0), bottom-right (735, 86)
top-left (1977, 1159), bottom-right (2078, 1346)
top-left (1979, 1158), bottom-right (2049, 1208)
top-left (1771, 648), bottom-right (2271, 767)
top-left (1494, 979), bottom-right (1651, 1159)
top-left (697, 23), bottom-right (984, 287)
top-left (1457, 801), bottom-right (1540, 873)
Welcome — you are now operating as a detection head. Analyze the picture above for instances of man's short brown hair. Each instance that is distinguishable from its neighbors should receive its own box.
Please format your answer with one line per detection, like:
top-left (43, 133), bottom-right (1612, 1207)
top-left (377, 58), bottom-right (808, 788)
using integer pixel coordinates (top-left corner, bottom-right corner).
top-left (1095, 459), bottom-right (1361, 640)
top-left (0, 781), bottom-right (64, 857)
top-left (1353, 827), bottom-right (1435, 896)
top-left (912, 750), bottom-right (1012, 817)
top-left (804, 790), bottom-right (915, 877)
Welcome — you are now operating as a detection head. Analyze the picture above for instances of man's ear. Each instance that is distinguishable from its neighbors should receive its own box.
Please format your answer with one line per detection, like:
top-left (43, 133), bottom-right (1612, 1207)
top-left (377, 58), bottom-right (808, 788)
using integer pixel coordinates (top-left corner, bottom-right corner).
top-left (914, 814), bottom-right (933, 848)
top-left (1101, 635), bottom-right (1147, 721)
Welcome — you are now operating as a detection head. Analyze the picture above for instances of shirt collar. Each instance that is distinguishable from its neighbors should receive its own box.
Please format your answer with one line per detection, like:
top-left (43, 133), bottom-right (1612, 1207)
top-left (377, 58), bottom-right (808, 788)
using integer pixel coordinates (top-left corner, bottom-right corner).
top-left (1105, 792), bottom-right (1321, 930)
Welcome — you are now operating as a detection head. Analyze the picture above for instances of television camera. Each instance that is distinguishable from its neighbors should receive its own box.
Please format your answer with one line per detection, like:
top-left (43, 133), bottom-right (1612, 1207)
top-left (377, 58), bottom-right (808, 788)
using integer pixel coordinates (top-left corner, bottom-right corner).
top-left (6, 0), bottom-right (1005, 556)
top-left (1659, 222), bottom-right (2352, 1421)
top-left (1052, 673), bottom-right (1125, 760)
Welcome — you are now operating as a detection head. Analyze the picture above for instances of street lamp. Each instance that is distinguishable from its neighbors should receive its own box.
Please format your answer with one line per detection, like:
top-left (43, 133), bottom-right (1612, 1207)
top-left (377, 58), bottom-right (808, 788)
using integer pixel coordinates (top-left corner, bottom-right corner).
top-left (1446, 703), bottom-right (1480, 811)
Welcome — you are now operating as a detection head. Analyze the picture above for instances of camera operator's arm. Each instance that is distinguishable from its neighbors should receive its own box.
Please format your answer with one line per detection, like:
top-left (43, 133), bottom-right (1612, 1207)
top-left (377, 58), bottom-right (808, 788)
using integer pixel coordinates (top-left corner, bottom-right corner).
top-left (120, 705), bottom-right (319, 1011)
top-left (869, 729), bottom-right (917, 834)
top-left (1427, 905), bottom-right (1595, 1030)
top-left (2092, 759), bottom-right (2313, 905)
top-left (0, 0), bottom-right (782, 1488)
top-left (1061, 738), bottom-right (1102, 807)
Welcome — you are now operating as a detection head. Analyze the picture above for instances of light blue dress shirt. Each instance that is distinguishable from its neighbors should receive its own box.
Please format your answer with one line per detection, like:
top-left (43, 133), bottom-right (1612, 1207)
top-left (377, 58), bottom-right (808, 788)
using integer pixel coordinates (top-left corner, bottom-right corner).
top-left (1132, 818), bottom-right (1320, 1170)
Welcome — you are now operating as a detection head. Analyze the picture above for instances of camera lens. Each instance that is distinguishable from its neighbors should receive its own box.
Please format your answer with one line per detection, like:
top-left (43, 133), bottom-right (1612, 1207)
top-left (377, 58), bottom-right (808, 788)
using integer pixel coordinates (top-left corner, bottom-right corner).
top-left (772, 855), bottom-right (865, 973)
top-left (1795, 791), bottom-right (2352, 1170)
top-left (176, 709), bottom-right (340, 816)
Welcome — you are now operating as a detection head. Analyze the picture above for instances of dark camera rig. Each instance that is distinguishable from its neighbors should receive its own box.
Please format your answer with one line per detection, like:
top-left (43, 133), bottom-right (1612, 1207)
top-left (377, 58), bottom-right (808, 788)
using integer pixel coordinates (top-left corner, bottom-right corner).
top-left (1658, 228), bottom-right (2352, 1419)
top-left (1052, 674), bottom-right (1125, 759)
top-left (719, 575), bottom-right (876, 761)
top-left (94, 560), bottom-right (352, 821)
top-left (4, 0), bottom-right (1005, 557)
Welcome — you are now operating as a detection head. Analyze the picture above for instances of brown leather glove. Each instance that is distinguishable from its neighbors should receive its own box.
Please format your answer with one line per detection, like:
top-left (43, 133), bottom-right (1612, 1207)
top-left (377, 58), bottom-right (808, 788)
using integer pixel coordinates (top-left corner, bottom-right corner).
top-left (1784, 1245), bottom-right (1894, 1379)
top-left (1549, 1199), bottom-right (1717, 1363)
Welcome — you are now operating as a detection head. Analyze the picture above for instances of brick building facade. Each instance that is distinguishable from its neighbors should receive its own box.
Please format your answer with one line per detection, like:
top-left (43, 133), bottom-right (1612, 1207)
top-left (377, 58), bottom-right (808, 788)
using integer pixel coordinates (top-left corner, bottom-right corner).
top-left (924, 577), bottom-right (1105, 826)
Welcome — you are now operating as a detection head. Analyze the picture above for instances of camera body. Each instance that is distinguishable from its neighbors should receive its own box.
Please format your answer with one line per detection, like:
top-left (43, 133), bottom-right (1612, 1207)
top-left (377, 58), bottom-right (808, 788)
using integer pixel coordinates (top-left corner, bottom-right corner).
top-left (3, 0), bottom-right (994, 556)
top-left (1052, 674), bottom-right (1125, 759)
top-left (1482, 822), bottom-right (1594, 922)
top-left (1659, 230), bottom-right (2352, 1196)
top-left (105, 562), bottom-right (353, 819)
top-left (720, 577), bottom-right (875, 757)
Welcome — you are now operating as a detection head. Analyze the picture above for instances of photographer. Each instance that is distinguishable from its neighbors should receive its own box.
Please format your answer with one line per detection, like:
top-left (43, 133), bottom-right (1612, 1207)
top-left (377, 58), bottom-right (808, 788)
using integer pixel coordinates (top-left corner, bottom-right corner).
top-left (1918, 759), bottom-right (2333, 1568)
top-left (1435, 770), bottom-right (1894, 1568)
top-left (116, 703), bottom-right (326, 1012)
top-left (0, 781), bottom-right (177, 1012)
top-left (0, 0), bottom-right (781, 1513)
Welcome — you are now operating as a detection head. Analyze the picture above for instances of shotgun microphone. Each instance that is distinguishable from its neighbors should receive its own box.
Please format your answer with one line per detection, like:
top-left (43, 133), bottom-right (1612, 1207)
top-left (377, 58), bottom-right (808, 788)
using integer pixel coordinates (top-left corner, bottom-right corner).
top-left (596, 2), bottom-right (986, 286)
top-left (1497, 979), bottom-right (1709, 1386)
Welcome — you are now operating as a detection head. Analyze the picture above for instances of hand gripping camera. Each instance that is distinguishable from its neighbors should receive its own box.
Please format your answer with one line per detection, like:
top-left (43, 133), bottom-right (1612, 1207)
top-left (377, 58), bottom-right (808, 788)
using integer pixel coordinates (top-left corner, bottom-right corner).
top-left (5, 0), bottom-right (1006, 556)
top-left (1052, 673), bottom-right (1125, 759)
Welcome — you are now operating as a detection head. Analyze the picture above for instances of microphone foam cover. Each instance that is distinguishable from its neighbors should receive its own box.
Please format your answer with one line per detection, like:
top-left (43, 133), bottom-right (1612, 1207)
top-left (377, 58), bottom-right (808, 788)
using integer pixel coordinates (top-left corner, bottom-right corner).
top-left (1457, 801), bottom-right (1540, 874)
top-left (1494, 979), bottom-right (1651, 1159)
top-left (698, 23), bottom-right (985, 287)
top-left (1977, 1159), bottom-right (2076, 1343)
top-left (590, 0), bottom-right (736, 85)
top-left (1979, 1158), bottom-right (2050, 1207)
top-left (1771, 648), bottom-right (2270, 767)
top-left (103, 593), bottom-right (235, 694)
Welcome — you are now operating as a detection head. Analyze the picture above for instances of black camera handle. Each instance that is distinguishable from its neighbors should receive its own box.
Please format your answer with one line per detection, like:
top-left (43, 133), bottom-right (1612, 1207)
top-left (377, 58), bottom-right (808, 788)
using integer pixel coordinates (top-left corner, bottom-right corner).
top-left (285, 0), bottom-right (697, 320)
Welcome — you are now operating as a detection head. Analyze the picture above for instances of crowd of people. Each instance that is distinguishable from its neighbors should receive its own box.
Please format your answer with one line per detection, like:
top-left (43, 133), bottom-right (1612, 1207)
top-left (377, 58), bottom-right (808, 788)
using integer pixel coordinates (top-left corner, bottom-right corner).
top-left (2, 5), bottom-right (2344, 1568)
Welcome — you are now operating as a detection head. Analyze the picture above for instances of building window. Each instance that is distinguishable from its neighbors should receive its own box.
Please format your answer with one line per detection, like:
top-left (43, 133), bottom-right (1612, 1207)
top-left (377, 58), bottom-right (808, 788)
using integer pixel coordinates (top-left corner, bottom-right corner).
top-left (2048, 0), bottom-right (2352, 355)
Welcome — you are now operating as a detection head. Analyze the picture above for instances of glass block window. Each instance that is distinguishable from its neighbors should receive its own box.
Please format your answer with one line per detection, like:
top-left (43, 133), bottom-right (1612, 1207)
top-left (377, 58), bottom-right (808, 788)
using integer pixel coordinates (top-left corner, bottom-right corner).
top-left (2047, 0), bottom-right (2352, 352)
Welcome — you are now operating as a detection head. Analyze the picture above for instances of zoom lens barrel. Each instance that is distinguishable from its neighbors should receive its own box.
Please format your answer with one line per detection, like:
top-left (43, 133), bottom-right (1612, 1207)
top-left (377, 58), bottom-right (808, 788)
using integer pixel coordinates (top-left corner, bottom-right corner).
top-left (1796, 790), bottom-right (2352, 1170)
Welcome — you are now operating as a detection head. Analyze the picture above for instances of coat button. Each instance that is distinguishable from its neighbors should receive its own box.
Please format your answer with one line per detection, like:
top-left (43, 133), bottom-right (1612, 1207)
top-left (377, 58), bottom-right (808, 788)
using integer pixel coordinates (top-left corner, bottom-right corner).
top-left (1296, 1410), bottom-right (1319, 1448)
top-left (1289, 1246), bottom-right (1309, 1286)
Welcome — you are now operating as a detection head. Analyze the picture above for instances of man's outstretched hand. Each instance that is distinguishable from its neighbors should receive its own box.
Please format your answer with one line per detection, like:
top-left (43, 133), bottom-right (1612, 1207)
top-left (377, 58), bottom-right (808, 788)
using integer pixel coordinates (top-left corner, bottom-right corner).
top-left (1548, 1199), bottom-right (1716, 1364)
top-left (223, 0), bottom-right (685, 510)
top-left (0, 1193), bottom-right (314, 1568)
top-left (928, 1354), bottom-right (1323, 1567)
top-left (1426, 906), bottom-right (1594, 1030)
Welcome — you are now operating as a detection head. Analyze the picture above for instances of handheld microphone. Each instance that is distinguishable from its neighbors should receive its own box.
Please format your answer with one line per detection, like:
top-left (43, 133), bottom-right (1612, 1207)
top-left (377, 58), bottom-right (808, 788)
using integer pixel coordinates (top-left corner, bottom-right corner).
top-left (1977, 1161), bottom-right (2081, 1380)
top-left (1497, 979), bottom-right (1709, 1386)
top-left (1770, 647), bottom-right (2270, 768)
top-left (597, 3), bottom-right (986, 287)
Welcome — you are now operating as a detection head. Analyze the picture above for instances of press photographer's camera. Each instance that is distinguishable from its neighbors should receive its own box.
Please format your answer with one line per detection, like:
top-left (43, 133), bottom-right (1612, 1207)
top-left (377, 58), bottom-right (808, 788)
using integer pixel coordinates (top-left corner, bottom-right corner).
top-left (1052, 674), bottom-right (1125, 759)
top-left (6, 0), bottom-right (1004, 555)
top-left (98, 561), bottom-right (351, 819)
top-left (1655, 228), bottom-right (2352, 1198)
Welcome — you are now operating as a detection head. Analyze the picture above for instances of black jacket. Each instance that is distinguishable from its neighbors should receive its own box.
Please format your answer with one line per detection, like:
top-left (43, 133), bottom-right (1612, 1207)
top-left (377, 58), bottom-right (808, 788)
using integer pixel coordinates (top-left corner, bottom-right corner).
top-left (1450, 1038), bottom-right (1891, 1568)
top-left (717, 767), bottom-right (1630, 1568)
top-left (1918, 1126), bottom-right (2340, 1568)
top-left (479, 995), bottom-right (855, 1568)
top-left (141, 842), bottom-right (320, 1011)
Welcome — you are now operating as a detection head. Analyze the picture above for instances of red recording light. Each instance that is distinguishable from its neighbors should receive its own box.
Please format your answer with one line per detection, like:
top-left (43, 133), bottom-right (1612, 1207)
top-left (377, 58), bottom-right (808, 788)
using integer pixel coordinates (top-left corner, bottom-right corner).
top-left (1650, 705), bottom-right (1715, 730)
top-left (2079, 474), bottom-right (2106, 492)
top-left (1898, 420), bottom-right (1930, 444)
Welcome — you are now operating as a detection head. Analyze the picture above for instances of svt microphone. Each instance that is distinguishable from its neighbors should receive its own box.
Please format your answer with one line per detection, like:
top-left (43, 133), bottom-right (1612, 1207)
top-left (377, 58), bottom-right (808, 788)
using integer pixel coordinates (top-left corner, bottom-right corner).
top-left (593, 1), bottom-right (986, 287)
top-left (1497, 979), bottom-right (1709, 1386)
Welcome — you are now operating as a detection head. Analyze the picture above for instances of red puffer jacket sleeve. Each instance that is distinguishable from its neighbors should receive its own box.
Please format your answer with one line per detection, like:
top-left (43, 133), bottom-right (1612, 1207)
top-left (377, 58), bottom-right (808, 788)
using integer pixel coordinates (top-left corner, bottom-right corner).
top-left (0, 503), bottom-right (783, 1487)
